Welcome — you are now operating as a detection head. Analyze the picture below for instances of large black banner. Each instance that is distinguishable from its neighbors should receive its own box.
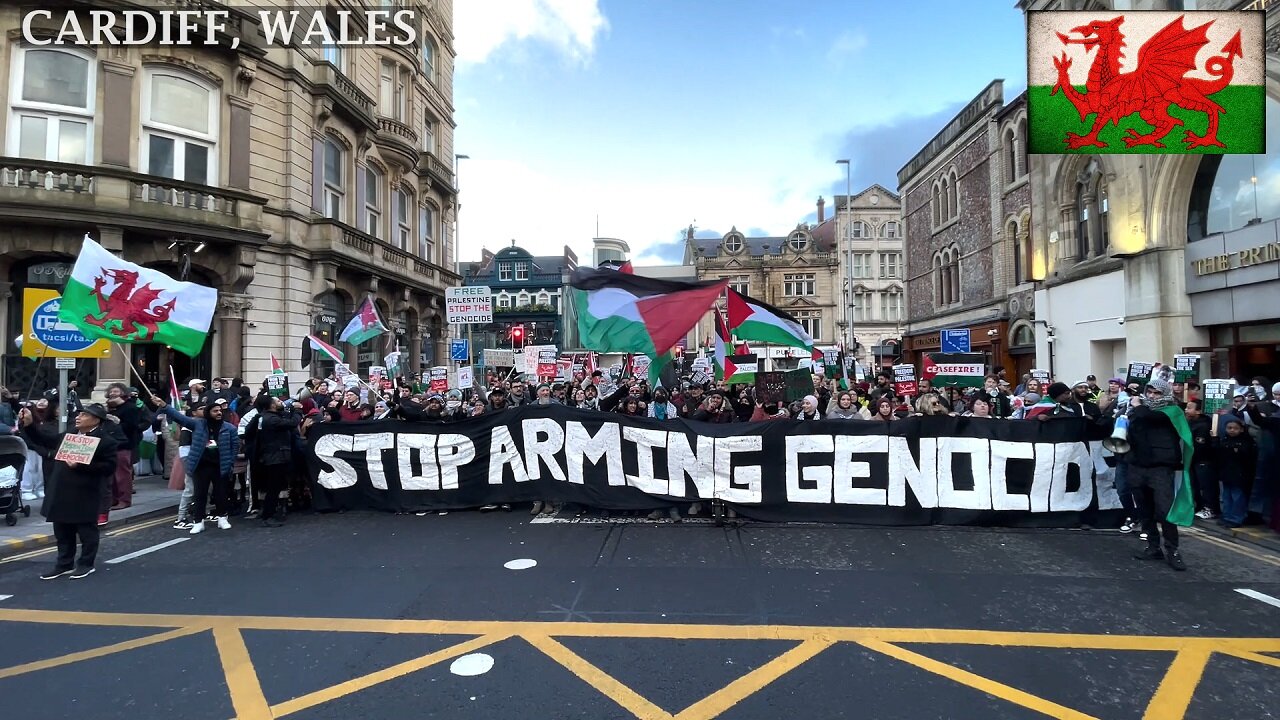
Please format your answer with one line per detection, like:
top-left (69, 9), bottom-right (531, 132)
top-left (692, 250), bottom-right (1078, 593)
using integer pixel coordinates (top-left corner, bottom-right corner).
top-left (306, 406), bottom-right (1124, 527)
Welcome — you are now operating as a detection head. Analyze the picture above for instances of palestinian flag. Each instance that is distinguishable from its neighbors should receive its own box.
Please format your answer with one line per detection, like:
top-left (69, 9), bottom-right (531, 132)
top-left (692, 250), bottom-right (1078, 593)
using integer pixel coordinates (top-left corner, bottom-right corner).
top-left (713, 308), bottom-right (730, 380)
top-left (58, 236), bottom-right (217, 357)
top-left (270, 354), bottom-right (285, 374)
top-left (922, 352), bottom-right (986, 389)
top-left (725, 289), bottom-right (814, 351)
top-left (725, 354), bottom-right (758, 385)
top-left (570, 267), bottom-right (727, 357)
top-left (1027, 11), bottom-right (1264, 154)
top-left (339, 296), bottom-right (388, 345)
top-left (307, 334), bottom-right (344, 363)
top-left (600, 260), bottom-right (634, 274)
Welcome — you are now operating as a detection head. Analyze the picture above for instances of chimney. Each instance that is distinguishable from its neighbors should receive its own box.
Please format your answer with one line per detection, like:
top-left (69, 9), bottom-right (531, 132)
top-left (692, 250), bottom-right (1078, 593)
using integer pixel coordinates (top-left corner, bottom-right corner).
top-left (817, 196), bottom-right (826, 223)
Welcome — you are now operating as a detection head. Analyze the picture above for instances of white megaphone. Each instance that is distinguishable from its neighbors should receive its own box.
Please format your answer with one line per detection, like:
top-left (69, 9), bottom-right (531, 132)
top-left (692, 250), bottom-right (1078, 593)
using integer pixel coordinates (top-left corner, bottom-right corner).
top-left (1103, 414), bottom-right (1131, 454)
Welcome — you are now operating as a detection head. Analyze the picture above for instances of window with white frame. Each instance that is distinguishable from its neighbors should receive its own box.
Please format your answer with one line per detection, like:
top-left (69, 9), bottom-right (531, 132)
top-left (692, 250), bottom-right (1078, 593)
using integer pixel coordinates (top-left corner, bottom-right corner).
top-left (881, 221), bottom-right (899, 238)
top-left (726, 275), bottom-right (750, 296)
top-left (364, 165), bottom-right (382, 239)
top-left (419, 204), bottom-right (435, 261)
top-left (851, 221), bottom-right (869, 238)
top-left (8, 48), bottom-right (94, 164)
top-left (141, 69), bottom-right (218, 185)
top-left (879, 252), bottom-right (900, 279)
top-left (321, 10), bottom-right (344, 70)
top-left (423, 38), bottom-right (436, 83)
top-left (498, 262), bottom-right (512, 281)
top-left (794, 311), bottom-right (821, 341)
top-left (378, 60), bottom-right (407, 120)
top-left (852, 292), bottom-right (872, 322)
top-left (881, 292), bottom-right (903, 321)
top-left (498, 294), bottom-right (510, 308)
top-left (788, 232), bottom-right (808, 252)
top-left (422, 116), bottom-right (436, 154)
top-left (852, 253), bottom-right (872, 279)
top-left (515, 261), bottom-right (529, 281)
top-left (537, 292), bottom-right (550, 306)
top-left (322, 137), bottom-right (344, 220)
top-left (723, 235), bottom-right (743, 254)
top-left (394, 187), bottom-right (411, 250)
top-left (517, 292), bottom-right (530, 305)
top-left (783, 273), bottom-right (816, 296)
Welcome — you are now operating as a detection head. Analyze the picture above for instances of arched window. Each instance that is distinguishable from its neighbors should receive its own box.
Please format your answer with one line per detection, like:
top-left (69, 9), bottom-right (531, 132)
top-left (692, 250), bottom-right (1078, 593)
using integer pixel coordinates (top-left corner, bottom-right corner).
top-left (1017, 117), bottom-right (1028, 177)
top-left (498, 294), bottom-right (510, 309)
top-left (1187, 96), bottom-right (1279, 240)
top-left (947, 171), bottom-right (958, 219)
top-left (851, 221), bottom-right (868, 239)
top-left (364, 164), bottom-right (383, 239)
top-left (934, 253), bottom-right (944, 307)
top-left (423, 37), bottom-right (437, 84)
top-left (932, 183), bottom-right (941, 227)
top-left (517, 292), bottom-right (530, 306)
top-left (1009, 219), bottom-right (1023, 284)
top-left (537, 292), bottom-right (551, 306)
top-left (419, 202), bottom-right (437, 261)
top-left (141, 68), bottom-right (218, 185)
top-left (879, 221), bottom-right (899, 238)
top-left (322, 136), bottom-right (345, 220)
top-left (1076, 181), bottom-right (1090, 259)
top-left (312, 291), bottom-right (349, 373)
top-left (949, 248), bottom-right (960, 305)
top-left (1095, 178), bottom-right (1109, 256)
top-left (1003, 129), bottom-right (1016, 185)
top-left (1012, 324), bottom-right (1035, 347)
top-left (394, 186), bottom-right (412, 250)
top-left (8, 47), bottom-right (95, 164)
top-left (941, 177), bottom-right (951, 221)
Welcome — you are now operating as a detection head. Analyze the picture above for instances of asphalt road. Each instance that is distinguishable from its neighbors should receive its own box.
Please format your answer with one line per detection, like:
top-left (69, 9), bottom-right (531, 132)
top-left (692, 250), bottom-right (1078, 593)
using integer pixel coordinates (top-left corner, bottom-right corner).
top-left (1, 509), bottom-right (1278, 720)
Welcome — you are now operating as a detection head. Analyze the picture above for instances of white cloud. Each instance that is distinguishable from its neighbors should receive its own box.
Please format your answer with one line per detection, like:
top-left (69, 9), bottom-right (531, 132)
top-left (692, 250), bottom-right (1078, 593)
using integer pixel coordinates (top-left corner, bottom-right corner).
top-left (827, 30), bottom-right (868, 64)
top-left (454, 0), bottom-right (610, 66)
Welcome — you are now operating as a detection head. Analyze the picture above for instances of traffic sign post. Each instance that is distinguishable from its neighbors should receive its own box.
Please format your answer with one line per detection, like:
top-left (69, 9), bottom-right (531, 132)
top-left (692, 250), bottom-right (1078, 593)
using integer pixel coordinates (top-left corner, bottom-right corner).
top-left (941, 328), bottom-right (971, 354)
top-left (450, 339), bottom-right (470, 363)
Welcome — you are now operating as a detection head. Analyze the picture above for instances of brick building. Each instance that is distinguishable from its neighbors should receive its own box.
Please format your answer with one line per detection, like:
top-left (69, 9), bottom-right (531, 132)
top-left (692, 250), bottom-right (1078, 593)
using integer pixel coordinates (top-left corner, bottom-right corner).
top-left (0, 1), bottom-right (460, 395)
top-left (898, 80), bottom-right (1034, 380)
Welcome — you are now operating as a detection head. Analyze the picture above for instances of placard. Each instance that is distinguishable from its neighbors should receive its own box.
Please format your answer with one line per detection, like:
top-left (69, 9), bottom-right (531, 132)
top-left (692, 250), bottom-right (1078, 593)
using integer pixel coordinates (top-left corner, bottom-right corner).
top-left (1030, 368), bottom-right (1051, 384)
top-left (265, 373), bottom-right (290, 399)
top-left (55, 433), bottom-right (101, 464)
top-left (457, 366), bottom-right (473, 390)
top-left (368, 366), bottom-right (387, 384)
top-left (1173, 354), bottom-right (1201, 383)
top-left (445, 286), bottom-right (493, 324)
top-left (1125, 362), bottom-right (1154, 389)
top-left (631, 355), bottom-right (651, 378)
top-left (755, 372), bottom-right (787, 404)
top-left (893, 364), bottom-right (917, 397)
top-left (483, 348), bottom-right (514, 368)
top-left (784, 369), bottom-right (813, 402)
top-left (691, 370), bottom-right (710, 386)
top-left (538, 348), bottom-right (558, 379)
top-left (1201, 379), bottom-right (1233, 414)
top-left (429, 366), bottom-right (449, 393)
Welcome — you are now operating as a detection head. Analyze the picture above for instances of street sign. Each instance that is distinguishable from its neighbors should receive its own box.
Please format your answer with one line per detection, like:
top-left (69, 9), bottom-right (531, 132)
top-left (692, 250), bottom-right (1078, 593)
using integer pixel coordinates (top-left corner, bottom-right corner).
top-left (941, 328), bottom-right (971, 353)
top-left (55, 357), bottom-right (77, 370)
top-left (445, 286), bottom-right (493, 324)
top-left (22, 288), bottom-right (112, 359)
top-left (450, 339), bottom-right (469, 362)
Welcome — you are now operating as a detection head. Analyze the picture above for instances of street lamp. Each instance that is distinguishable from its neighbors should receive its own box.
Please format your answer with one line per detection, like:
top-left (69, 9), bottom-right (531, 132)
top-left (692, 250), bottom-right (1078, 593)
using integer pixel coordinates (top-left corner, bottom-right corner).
top-left (836, 159), bottom-right (853, 361)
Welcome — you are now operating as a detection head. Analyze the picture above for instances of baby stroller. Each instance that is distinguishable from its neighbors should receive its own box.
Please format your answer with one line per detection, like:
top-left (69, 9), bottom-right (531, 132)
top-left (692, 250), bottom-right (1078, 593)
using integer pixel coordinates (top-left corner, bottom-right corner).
top-left (0, 434), bottom-right (32, 526)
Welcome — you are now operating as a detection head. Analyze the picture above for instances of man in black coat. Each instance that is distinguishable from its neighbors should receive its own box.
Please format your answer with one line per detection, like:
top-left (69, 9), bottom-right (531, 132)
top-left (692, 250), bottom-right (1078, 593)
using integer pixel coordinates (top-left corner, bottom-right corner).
top-left (40, 404), bottom-right (118, 580)
top-left (1126, 377), bottom-right (1187, 571)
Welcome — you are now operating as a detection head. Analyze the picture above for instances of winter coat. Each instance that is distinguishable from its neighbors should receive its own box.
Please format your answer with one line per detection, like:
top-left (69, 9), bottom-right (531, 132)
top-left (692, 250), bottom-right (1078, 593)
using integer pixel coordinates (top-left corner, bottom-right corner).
top-left (826, 405), bottom-right (870, 420)
top-left (42, 423), bottom-right (118, 524)
top-left (163, 406), bottom-right (239, 478)
top-left (1187, 415), bottom-right (1213, 465)
top-left (750, 406), bottom-right (790, 421)
top-left (648, 401), bottom-right (678, 420)
top-left (1126, 405), bottom-right (1183, 469)
top-left (255, 410), bottom-right (299, 466)
top-left (690, 406), bottom-right (736, 423)
top-left (1214, 433), bottom-right (1257, 487)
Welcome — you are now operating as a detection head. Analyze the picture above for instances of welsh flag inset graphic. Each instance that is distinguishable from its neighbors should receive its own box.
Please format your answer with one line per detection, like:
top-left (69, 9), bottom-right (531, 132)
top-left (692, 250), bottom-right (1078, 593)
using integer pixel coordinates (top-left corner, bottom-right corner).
top-left (1027, 11), bottom-right (1265, 154)
top-left (59, 236), bottom-right (217, 357)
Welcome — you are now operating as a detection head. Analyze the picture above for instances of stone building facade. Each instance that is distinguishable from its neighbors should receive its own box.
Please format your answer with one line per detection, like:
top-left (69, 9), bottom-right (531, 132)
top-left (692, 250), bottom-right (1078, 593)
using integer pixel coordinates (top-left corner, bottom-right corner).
top-left (832, 185), bottom-right (906, 372)
top-left (899, 81), bottom-right (1034, 379)
top-left (1021, 0), bottom-right (1280, 383)
top-left (0, 1), bottom-right (460, 396)
top-left (684, 204), bottom-right (841, 371)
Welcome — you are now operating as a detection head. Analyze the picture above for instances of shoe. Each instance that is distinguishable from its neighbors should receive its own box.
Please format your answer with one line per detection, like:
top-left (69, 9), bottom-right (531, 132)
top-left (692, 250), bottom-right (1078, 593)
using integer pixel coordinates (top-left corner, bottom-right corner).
top-left (668, 507), bottom-right (681, 521)
top-left (216, 516), bottom-right (231, 530)
top-left (110, 503), bottom-right (129, 511)
top-left (173, 520), bottom-right (193, 530)
top-left (1119, 519), bottom-right (1135, 533)
top-left (1134, 546), bottom-right (1165, 561)
top-left (689, 502), bottom-right (703, 516)
top-left (97, 514), bottom-right (109, 527)
top-left (70, 567), bottom-right (95, 579)
top-left (1165, 550), bottom-right (1187, 571)
top-left (530, 501), bottom-right (544, 516)
top-left (20, 492), bottom-right (37, 502)
top-left (647, 509), bottom-right (663, 520)
top-left (1138, 532), bottom-right (1150, 542)
top-left (40, 567), bottom-right (74, 580)
top-left (1195, 508), bottom-right (1215, 520)
top-left (189, 520), bottom-right (206, 535)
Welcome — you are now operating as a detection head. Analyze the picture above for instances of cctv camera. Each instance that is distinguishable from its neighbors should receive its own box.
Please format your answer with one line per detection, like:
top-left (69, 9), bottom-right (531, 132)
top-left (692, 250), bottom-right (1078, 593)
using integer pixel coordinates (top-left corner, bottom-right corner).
top-left (1117, 318), bottom-right (1125, 325)
top-left (248, 321), bottom-right (259, 328)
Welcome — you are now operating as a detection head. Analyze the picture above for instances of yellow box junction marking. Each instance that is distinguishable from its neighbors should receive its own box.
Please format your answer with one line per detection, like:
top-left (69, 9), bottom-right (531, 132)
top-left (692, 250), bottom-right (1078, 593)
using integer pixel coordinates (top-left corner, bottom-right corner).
top-left (0, 608), bottom-right (1277, 720)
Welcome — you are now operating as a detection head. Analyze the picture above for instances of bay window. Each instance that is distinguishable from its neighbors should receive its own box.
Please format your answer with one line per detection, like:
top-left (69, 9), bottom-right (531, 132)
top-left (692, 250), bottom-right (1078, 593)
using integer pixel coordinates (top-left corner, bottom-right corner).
top-left (379, 60), bottom-right (407, 121)
top-left (364, 166), bottom-right (383, 239)
top-left (8, 48), bottom-right (94, 164)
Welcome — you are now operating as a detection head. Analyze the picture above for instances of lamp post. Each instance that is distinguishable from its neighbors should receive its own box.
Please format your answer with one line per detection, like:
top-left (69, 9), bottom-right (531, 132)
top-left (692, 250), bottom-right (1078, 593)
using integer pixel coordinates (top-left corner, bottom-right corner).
top-left (454, 153), bottom-right (470, 361)
top-left (836, 159), bottom-right (853, 363)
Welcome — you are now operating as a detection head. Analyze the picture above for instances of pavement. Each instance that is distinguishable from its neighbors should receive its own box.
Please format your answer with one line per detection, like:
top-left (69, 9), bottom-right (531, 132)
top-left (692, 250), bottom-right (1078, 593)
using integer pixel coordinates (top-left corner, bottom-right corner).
top-left (0, 506), bottom-right (1278, 719)
top-left (0, 473), bottom-right (178, 554)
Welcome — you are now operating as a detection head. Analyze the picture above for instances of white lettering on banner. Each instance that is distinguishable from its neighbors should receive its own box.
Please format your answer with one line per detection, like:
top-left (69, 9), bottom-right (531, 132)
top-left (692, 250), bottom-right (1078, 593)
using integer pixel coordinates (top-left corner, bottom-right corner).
top-left (311, 422), bottom-right (1121, 512)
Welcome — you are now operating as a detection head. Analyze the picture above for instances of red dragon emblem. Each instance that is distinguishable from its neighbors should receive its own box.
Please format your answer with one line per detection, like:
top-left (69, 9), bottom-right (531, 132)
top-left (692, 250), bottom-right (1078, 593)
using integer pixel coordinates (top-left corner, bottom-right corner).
top-left (1051, 14), bottom-right (1243, 150)
top-left (84, 268), bottom-right (177, 340)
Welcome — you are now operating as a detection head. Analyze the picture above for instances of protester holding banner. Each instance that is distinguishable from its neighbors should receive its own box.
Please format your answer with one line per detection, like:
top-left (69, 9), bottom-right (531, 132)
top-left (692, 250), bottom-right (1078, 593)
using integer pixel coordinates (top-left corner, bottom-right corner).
top-left (39, 403), bottom-right (117, 580)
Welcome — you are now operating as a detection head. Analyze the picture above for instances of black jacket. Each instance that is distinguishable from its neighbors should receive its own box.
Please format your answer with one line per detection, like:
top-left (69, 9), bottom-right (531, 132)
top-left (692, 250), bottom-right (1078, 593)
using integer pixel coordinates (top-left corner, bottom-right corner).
top-left (1127, 405), bottom-right (1183, 469)
top-left (1214, 433), bottom-right (1257, 487)
top-left (256, 409), bottom-right (300, 465)
top-left (1187, 415), bottom-right (1213, 465)
top-left (43, 424), bottom-right (118, 524)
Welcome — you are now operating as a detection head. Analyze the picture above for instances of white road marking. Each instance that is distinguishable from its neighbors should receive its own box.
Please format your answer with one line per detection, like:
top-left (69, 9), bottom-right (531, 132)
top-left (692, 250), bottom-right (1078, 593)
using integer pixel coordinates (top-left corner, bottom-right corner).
top-left (503, 558), bottom-right (537, 570)
top-left (105, 538), bottom-right (190, 565)
top-left (1235, 588), bottom-right (1280, 609)
top-left (529, 515), bottom-right (718, 525)
top-left (450, 653), bottom-right (495, 676)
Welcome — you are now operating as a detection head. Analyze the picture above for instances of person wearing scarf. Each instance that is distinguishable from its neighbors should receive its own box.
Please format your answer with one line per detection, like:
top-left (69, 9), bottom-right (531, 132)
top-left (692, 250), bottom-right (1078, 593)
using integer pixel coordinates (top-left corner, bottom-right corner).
top-left (648, 388), bottom-right (676, 420)
top-left (1125, 371), bottom-right (1194, 571)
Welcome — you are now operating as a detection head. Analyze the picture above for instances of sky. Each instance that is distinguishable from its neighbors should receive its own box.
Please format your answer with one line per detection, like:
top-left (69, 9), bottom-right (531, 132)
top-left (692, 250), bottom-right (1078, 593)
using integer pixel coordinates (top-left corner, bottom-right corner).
top-left (452, 0), bottom-right (1028, 265)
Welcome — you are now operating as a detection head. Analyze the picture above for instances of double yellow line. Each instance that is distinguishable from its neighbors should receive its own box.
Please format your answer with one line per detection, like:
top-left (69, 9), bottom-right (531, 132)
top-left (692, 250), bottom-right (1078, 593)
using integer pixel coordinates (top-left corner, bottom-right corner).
top-left (0, 516), bottom-right (172, 565)
top-left (1183, 526), bottom-right (1280, 568)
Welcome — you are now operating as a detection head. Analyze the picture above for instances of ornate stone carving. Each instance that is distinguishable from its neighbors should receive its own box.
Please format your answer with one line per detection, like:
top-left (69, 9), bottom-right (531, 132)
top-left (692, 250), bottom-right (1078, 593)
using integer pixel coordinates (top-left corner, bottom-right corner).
top-left (235, 62), bottom-right (257, 97)
top-left (217, 294), bottom-right (253, 319)
top-left (141, 55), bottom-right (224, 87)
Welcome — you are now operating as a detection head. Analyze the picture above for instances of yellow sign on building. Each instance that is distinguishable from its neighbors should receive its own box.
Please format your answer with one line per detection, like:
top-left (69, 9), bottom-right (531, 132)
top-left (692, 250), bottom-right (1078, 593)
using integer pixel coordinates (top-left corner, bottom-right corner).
top-left (22, 288), bottom-right (113, 359)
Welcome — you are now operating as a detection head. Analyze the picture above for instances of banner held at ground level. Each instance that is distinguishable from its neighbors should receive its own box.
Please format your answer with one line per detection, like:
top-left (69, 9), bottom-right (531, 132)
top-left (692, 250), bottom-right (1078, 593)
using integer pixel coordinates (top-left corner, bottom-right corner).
top-left (305, 406), bottom-right (1122, 527)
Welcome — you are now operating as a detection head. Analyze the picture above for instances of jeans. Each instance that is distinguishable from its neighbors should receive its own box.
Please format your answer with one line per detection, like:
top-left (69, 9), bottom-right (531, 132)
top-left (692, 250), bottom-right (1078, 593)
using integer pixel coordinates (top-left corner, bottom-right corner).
top-left (53, 522), bottom-right (99, 570)
top-left (1222, 484), bottom-right (1249, 526)
top-left (178, 472), bottom-right (195, 521)
top-left (1113, 462), bottom-right (1136, 515)
top-left (1129, 465), bottom-right (1179, 550)
top-left (112, 450), bottom-right (133, 507)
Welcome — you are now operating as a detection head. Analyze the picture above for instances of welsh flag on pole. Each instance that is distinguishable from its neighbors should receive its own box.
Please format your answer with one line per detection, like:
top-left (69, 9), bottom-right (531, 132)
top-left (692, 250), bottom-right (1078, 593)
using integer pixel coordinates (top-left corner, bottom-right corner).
top-left (58, 236), bottom-right (217, 357)
top-left (569, 267), bottom-right (727, 357)
top-left (339, 296), bottom-right (388, 346)
top-left (725, 288), bottom-right (814, 353)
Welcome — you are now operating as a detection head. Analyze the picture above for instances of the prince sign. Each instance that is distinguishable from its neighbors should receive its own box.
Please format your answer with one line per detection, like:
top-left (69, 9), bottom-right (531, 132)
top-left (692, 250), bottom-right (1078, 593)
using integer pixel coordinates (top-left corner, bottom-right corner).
top-left (306, 407), bottom-right (1121, 527)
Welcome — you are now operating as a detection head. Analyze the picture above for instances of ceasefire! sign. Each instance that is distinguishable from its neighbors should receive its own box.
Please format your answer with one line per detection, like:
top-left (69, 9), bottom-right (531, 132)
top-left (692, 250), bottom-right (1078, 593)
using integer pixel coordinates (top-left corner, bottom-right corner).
top-left (445, 286), bottom-right (493, 324)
